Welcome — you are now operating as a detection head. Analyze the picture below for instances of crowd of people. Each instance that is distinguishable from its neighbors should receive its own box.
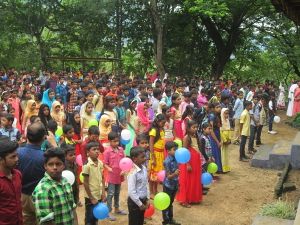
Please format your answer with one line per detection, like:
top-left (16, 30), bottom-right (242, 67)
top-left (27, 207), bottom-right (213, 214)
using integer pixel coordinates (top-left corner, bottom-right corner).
top-left (0, 68), bottom-right (300, 225)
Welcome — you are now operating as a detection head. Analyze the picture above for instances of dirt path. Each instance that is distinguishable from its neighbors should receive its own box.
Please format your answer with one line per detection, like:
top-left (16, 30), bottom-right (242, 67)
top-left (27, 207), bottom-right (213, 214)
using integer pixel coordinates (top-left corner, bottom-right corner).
top-left (76, 112), bottom-right (297, 225)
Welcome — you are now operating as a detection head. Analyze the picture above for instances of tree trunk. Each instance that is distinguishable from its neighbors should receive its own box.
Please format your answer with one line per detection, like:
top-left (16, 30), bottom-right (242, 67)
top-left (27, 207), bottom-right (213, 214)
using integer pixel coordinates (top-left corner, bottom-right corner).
top-left (79, 47), bottom-right (86, 71)
top-left (35, 35), bottom-right (47, 70)
top-left (149, 0), bottom-right (166, 77)
top-left (115, 0), bottom-right (123, 75)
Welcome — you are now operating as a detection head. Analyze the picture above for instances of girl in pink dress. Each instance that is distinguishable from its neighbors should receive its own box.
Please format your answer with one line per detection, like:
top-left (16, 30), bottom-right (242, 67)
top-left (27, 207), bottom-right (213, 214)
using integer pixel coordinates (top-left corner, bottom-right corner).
top-left (170, 93), bottom-right (183, 140)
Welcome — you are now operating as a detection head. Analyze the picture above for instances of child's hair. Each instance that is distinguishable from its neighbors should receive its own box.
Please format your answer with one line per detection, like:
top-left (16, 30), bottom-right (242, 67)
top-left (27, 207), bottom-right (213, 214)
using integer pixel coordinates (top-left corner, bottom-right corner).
top-left (48, 119), bottom-right (58, 133)
top-left (149, 114), bottom-right (166, 144)
top-left (38, 104), bottom-right (52, 128)
top-left (153, 88), bottom-right (162, 98)
top-left (244, 101), bottom-right (252, 108)
top-left (129, 99), bottom-right (137, 115)
top-left (3, 113), bottom-right (15, 123)
top-left (85, 90), bottom-right (94, 98)
top-left (85, 102), bottom-right (94, 110)
top-left (103, 95), bottom-right (115, 111)
top-left (182, 105), bottom-right (194, 120)
top-left (63, 124), bottom-right (73, 134)
top-left (116, 95), bottom-right (124, 101)
top-left (44, 148), bottom-right (65, 164)
top-left (171, 93), bottom-right (180, 107)
top-left (30, 115), bottom-right (40, 124)
top-left (165, 141), bottom-right (178, 151)
top-left (186, 120), bottom-right (201, 149)
top-left (86, 141), bottom-right (99, 151)
top-left (60, 143), bottom-right (75, 155)
top-left (202, 122), bottom-right (211, 131)
top-left (183, 92), bottom-right (191, 98)
top-left (130, 146), bottom-right (145, 159)
top-left (88, 125), bottom-right (100, 136)
top-left (0, 137), bottom-right (19, 159)
top-left (161, 105), bottom-right (169, 115)
top-left (69, 111), bottom-right (81, 135)
top-left (136, 133), bottom-right (149, 145)
top-left (108, 131), bottom-right (119, 141)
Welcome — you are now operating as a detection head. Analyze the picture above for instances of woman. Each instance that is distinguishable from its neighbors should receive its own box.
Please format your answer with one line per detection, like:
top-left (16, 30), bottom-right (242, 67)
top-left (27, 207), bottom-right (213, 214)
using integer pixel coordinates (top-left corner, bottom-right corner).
top-left (293, 82), bottom-right (300, 116)
top-left (42, 88), bottom-right (56, 110)
top-left (50, 101), bottom-right (66, 127)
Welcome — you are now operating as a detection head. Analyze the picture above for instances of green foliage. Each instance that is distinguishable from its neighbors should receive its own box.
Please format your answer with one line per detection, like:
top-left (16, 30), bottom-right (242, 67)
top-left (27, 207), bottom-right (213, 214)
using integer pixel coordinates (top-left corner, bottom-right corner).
top-left (185, 0), bottom-right (229, 17)
top-left (259, 201), bottom-right (296, 220)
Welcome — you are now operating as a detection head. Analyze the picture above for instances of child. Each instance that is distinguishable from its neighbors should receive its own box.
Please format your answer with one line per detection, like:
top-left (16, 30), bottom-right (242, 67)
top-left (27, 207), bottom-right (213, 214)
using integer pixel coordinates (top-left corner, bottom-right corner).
top-left (232, 91), bottom-right (244, 145)
top-left (103, 131), bottom-right (126, 221)
top-left (0, 138), bottom-right (22, 225)
top-left (41, 119), bottom-right (59, 151)
top-left (22, 100), bottom-right (38, 133)
top-left (162, 141), bottom-right (181, 225)
top-left (268, 91), bottom-right (277, 134)
top-left (149, 114), bottom-right (166, 197)
top-left (199, 122), bottom-right (214, 171)
top-left (0, 113), bottom-right (21, 142)
top-left (256, 97), bottom-right (267, 146)
top-left (136, 134), bottom-right (150, 168)
top-left (161, 105), bottom-right (174, 157)
top-left (220, 108), bottom-right (231, 173)
top-left (62, 124), bottom-right (77, 145)
top-left (38, 104), bottom-right (52, 130)
top-left (248, 95), bottom-right (260, 154)
top-left (176, 120), bottom-right (202, 207)
top-left (125, 99), bottom-right (138, 156)
top-left (170, 93), bottom-right (183, 140)
top-left (127, 146), bottom-right (150, 225)
top-left (50, 101), bottom-right (66, 127)
top-left (136, 102), bottom-right (151, 135)
top-left (82, 142), bottom-right (106, 225)
top-left (115, 95), bottom-right (127, 129)
top-left (239, 101), bottom-right (252, 161)
top-left (99, 114), bottom-right (112, 148)
top-left (102, 96), bottom-right (120, 134)
top-left (181, 105), bottom-right (194, 136)
top-left (80, 102), bottom-right (96, 138)
top-left (32, 148), bottom-right (75, 225)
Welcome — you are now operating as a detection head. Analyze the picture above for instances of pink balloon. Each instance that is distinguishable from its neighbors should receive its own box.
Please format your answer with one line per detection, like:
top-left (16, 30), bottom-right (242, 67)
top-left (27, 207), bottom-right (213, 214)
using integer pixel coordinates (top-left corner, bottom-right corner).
top-left (119, 157), bottom-right (133, 172)
top-left (157, 170), bottom-right (166, 182)
top-left (76, 155), bottom-right (83, 166)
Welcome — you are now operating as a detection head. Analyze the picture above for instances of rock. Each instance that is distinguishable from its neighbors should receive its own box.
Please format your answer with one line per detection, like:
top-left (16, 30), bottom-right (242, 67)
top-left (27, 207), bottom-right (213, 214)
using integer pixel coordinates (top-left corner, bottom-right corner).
top-left (282, 182), bottom-right (296, 192)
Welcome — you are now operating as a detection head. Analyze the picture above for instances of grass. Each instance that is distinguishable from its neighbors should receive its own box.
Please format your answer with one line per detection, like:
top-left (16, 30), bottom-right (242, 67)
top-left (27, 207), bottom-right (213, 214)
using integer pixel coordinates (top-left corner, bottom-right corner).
top-left (259, 201), bottom-right (296, 220)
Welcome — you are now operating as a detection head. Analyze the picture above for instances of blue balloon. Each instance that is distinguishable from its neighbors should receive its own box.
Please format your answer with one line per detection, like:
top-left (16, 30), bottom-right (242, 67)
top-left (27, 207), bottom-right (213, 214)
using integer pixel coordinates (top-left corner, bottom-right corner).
top-left (175, 148), bottom-right (191, 164)
top-left (93, 203), bottom-right (109, 220)
top-left (120, 138), bottom-right (130, 145)
top-left (95, 112), bottom-right (101, 121)
top-left (201, 172), bottom-right (213, 186)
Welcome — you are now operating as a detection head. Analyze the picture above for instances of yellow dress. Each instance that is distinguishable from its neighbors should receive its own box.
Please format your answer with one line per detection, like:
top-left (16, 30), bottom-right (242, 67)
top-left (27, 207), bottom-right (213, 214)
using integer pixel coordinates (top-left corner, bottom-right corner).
top-left (220, 130), bottom-right (231, 172)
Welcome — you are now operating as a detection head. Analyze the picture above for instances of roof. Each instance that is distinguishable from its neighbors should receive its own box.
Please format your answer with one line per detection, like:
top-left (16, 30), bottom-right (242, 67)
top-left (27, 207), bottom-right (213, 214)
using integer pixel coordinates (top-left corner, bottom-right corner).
top-left (271, 0), bottom-right (300, 24)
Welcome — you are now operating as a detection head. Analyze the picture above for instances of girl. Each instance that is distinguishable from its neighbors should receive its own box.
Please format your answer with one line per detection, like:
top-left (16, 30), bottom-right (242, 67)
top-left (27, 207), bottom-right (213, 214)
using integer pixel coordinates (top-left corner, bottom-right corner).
top-left (208, 103), bottom-right (223, 173)
top-left (99, 114), bottom-right (112, 148)
top-left (34, 93), bottom-right (42, 111)
top-left (50, 101), bottom-right (66, 127)
top-left (80, 101), bottom-right (95, 138)
top-left (220, 108), bottom-right (231, 173)
top-left (136, 102), bottom-right (151, 135)
top-left (7, 89), bottom-right (21, 130)
top-left (182, 105), bottom-right (194, 136)
top-left (161, 105), bottom-right (174, 158)
top-left (125, 99), bottom-right (138, 156)
top-left (22, 100), bottom-right (38, 134)
top-left (176, 120), bottom-right (202, 207)
top-left (170, 93), bottom-right (183, 140)
top-left (38, 104), bottom-right (52, 129)
top-left (149, 114), bottom-right (166, 198)
top-left (20, 90), bottom-right (32, 113)
top-left (199, 122), bottom-right (214, 171)
top-left (102, 96), bottom-right (120, 134)
top-left (42, 88), bottom-right (56, 110)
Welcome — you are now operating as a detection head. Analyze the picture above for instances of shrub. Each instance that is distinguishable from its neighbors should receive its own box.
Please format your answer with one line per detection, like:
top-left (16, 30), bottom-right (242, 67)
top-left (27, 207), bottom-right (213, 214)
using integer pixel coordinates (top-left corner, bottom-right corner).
top-left (259, 201), bottom-right (296, 220)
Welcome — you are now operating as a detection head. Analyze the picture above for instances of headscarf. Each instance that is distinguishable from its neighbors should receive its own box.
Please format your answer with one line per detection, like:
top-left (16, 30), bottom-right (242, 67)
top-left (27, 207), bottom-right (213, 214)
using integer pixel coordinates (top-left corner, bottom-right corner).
top-left (50, 101), bottom-right (65, 126)
top-left (80, 102), bottom-right (95, 121)
top-left (24, 99), bottom-right (38, 119)
top-left (220, 108), bottom-right (230, 131)
top-left (137, 102), bottom-right (151, 129)
top-left (42, 88), bottom-right (55, 110)
top-left (99, 114), bottom-right (112, 140)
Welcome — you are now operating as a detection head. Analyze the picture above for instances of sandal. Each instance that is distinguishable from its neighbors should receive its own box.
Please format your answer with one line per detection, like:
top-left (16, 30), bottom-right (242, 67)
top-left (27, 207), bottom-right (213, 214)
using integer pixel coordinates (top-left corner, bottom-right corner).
top-left (180, 203), bottom-right (191, 208)
top-left (115, 210), bottom-right (127, 215)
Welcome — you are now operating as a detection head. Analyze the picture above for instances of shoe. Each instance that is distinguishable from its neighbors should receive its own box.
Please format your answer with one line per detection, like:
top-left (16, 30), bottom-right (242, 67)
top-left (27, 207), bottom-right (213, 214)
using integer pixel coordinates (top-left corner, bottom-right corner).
top-left (239, 157), bottom-right (249, 162)
top-left (233, 140), bottom-right (240, 145)
top-left (170, 220), bottom-right (181, 225)
top-left (108, 215), bottom-right (116, 221)
top-left (268, 130), bottom-right (277, 134)
top-left (115, 210), bottom-right (127, 215)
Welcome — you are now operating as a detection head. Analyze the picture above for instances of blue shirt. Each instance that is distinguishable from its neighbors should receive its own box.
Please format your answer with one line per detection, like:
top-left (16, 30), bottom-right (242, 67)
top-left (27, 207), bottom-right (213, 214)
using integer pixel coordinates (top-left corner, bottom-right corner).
top-left (0, 127), bottom-right (21, 141)
top-left (233, 98), bottom-right (244, 119)
top-left (17, 144), bottom-right (45, 195)
top-left (163, 155), bottom-right (179, 190)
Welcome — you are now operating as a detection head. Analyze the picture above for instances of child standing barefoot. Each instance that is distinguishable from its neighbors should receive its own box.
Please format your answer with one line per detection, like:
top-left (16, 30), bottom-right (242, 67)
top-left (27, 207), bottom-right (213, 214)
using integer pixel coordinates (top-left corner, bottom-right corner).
top-left (220, 108), bottom-right (231, 173)
top-left (149, 114), bottom-right (166, 198)
top-left (176, 120), bottom-right (202, 207)
top-left (170, 93), bottom-right (183, 140)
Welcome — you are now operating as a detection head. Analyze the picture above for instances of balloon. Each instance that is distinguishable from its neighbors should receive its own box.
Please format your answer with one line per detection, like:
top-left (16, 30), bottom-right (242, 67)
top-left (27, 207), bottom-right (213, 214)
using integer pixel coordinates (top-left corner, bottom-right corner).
top-left (119, 157), bottom-right (133, 172)
top-left (120, 138), bottom-right (130, 145)
top-left (121, 129), bottom-right (131, 140)
top-left (157, 170), bottom-right (166, 182)
top-left (76, 155), bottom-right (83, 166)
top-left (144, 204), bottom-right (155, 218)
top-left (274, 116), bottom-right (280, 123)
top-left (88, 119), bottom-right (98, 127)
top-left (93, 203), bottom-right (109, 220)
top-left (174, 139), bottom-right (182, 148)
top-left (62, 170), bottom-right (75, 185)
top-left (175, 148), bottom-right (191, 164)
top-left (79, 172), bottom-right (84, 183)
top-left (153, 192), bottom-right (170, 210)
top-left (201, 172), bottom-right (213, 186)
top-left (207, 163), bottom-right (218, 174)
top-left (55, 126), bottom-right (63, 137)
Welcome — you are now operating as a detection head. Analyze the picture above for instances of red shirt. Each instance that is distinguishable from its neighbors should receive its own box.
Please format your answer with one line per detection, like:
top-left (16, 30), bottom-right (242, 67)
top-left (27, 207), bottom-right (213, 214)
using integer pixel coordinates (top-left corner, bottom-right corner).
top-left (0, 169), bottom-right (23, 225)
top-left (80, 138), bottom-right (104, 164)
top-left (103, 146), bottom-right (125, 184)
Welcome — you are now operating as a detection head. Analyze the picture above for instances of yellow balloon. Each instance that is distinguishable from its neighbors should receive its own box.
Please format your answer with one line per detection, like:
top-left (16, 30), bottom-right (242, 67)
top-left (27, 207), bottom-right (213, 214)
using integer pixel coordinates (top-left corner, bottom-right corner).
top-left (79, 172), bottom-right (84, 183)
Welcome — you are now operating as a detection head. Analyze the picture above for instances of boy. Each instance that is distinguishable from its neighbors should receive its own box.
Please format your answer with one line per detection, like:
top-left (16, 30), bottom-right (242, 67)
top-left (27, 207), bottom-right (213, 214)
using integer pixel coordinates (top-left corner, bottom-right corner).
top-left (256, 96), bottom-right (267, 146)
top-left (136, 134), bottom-right (150, 168)
top-left (32, 148), bottom-right (75, 225)
top-left (0, 113), bottom-right (21, 142)
top-left (248, 95), bottom-right (260, 154)
top-left (0, 137), bottom-right (22, 225)
top-left (128, 147), bottom-right (150, 225)
top-left (232, 91), bottom-right (244, 145)
top-left (162, 141), bottom-right (181, 225)
top-left (239, 101), bottom-right (252, 162)
top-left (115, 95), bottom-right (127, 129)
top-left (82, 142), bottom-right (106, 225)
top-left (103, 132), bottom-right (126, 221)
top-left (268, 91), bottom-right (277, 134)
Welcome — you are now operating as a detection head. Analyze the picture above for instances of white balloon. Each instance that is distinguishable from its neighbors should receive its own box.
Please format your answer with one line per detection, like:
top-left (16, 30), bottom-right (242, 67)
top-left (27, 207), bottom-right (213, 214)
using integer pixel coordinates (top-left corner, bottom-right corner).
top-left (121, 129), bottom-right (131, 140)
top-left (62, 170), bottom-right (75, 185)
top-left (274, 116), bottom-right (281, 123)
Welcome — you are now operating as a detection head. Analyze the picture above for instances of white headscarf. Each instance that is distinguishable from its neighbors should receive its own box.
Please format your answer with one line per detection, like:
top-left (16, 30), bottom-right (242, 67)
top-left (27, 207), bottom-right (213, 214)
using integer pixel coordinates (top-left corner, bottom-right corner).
top-left (221, 108), bottom-right (230, 131)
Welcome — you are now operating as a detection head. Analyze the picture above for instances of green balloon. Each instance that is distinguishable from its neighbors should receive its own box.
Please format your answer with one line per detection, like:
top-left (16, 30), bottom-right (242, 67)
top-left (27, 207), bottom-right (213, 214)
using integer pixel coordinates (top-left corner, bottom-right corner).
top-left (174, 139), bottom-right (182, 148)
top-left (88, 119), bottom-right (98, 127)
top-left (153, 192), bottom-right (170, 210)
top-left (207, 162), bottom-right (218, 174)
top-left (55, 126), bottom-right (63, 137)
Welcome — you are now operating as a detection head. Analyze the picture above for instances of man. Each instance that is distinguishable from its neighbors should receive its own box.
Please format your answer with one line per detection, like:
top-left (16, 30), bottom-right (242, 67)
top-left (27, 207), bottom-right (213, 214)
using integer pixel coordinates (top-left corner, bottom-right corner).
top-left (17, 123), bottom-right (47, 225)
top-left (287, 81), bottom-right (298, 117)
top-left (0, 137), bottom-right (23, 225)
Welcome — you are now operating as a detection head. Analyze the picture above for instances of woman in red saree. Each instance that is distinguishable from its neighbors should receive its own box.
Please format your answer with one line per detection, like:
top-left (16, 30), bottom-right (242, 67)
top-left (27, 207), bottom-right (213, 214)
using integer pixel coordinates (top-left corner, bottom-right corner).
top-left (293, 82), bottom-right (300, 116)
top-left (176, 120), bottom-right (202, 207)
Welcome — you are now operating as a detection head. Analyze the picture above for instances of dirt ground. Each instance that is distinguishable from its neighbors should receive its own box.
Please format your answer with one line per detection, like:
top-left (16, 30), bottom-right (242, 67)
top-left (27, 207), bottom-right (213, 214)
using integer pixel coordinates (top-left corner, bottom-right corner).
top-left (76, 111), bottom-right (298, 225)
